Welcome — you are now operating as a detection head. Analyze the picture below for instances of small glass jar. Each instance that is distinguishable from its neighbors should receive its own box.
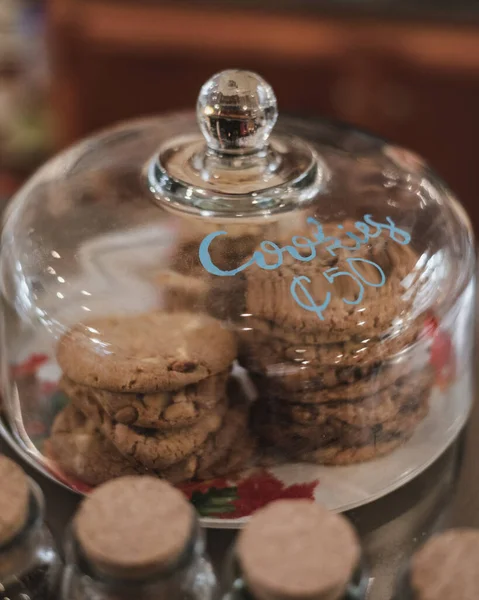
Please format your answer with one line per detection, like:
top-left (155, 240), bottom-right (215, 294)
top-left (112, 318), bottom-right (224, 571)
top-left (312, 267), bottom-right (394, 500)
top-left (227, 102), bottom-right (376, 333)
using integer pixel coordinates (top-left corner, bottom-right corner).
top-left (393, 528), bottom-right (479, 600)
top-left (222, 499), bottom-right (369, 600)
top-left (0, 457), bottom-right (61, 600)
top-left (62, 476), bottom-right (217, 600)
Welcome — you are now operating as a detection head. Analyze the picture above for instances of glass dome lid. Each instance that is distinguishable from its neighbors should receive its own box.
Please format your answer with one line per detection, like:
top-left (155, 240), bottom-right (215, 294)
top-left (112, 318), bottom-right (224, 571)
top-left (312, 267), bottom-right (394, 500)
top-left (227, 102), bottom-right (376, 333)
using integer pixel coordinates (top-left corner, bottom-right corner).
top-left (1, 69), bottom-right (473, 346)
top-left (0, 70), bottom-right (475, 515)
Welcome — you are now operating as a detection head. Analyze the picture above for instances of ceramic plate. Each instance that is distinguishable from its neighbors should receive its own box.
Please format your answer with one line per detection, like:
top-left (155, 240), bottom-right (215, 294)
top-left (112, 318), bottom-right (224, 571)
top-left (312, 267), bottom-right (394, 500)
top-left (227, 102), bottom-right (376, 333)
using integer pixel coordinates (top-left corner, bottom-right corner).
top-left (0, 352), bottom-right (470, 529)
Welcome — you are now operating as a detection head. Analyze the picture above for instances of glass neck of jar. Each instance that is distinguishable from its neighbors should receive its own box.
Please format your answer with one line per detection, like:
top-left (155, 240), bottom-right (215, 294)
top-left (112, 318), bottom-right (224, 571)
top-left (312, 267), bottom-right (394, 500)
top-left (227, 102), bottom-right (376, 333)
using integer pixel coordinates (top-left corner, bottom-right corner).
top-left (223, 553), bottom-right (369, 600)
top-left (0, 481), bottom-right (49, 582)
top-left (392, 568), bottom-right (418, 600)
top-left (64, 519), bottom-right (215, 600)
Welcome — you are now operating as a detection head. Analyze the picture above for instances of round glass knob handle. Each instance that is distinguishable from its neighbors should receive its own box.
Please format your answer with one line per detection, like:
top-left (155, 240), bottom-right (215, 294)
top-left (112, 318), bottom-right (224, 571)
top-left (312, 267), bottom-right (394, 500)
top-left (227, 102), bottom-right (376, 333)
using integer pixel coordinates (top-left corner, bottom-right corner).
top-left (196, 69), bottom-right (278, 155)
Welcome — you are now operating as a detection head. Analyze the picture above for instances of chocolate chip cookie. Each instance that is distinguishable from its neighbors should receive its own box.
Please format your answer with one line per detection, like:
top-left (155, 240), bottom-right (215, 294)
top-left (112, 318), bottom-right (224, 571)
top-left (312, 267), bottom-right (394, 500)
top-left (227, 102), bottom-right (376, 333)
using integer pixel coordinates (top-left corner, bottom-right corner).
top-left (274, 374), bottom-right (432, 427)
top-left (254, 367), bottom-right (433, 407)
top-left (50, 373), bottom-right (254, 484)
top-left (158, 387), bottom-right (255, 481)
top-left (297, 438), bottom-right (409, 465)
top-left (170, 220), bottom-right (264, 277)
top-left (57, 311), bottom-right (237, 393)
top-left (245, 234), bottom-right (418, 337)
top-left (157, 269), bottom-right (210, 313)
top-left (60, 371), bottom-right (229, 429)
top-left (67, 385), bottom-right (227, 470)
top-left (195, 382), bottom-right (255, 479)
top-left (48, 401), bottom-right (252, 485)
top-left (46, 404), bottom-right (145, 486)
top-left (239, 324), bottom-right (421, 373)
top-left (254, 387), bottom-right (430, 462)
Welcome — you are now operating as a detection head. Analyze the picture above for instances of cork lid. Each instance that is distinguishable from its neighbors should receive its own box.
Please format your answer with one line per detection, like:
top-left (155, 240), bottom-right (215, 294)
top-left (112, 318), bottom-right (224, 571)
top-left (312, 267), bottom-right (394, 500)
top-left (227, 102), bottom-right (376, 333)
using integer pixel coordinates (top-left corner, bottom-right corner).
top-left (410, 529), bottom-right (479, 600)
top-left (74, 476), bottom-right (194, 578)
top-left (237, 500), bottom-right (361, 600)
top-left (0, 456), bottom-right (30, 547)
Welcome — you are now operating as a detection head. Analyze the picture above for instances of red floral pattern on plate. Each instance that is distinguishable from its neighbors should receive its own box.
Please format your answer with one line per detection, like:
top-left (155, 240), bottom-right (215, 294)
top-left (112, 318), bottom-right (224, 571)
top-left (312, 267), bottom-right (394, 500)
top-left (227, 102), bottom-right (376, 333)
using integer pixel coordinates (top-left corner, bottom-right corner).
top-left (180, 470), bottom-right (319, 519)
top-left (424, 314), bottom-right (456, 389)
top-left (230, 471), bottom-right (318, 519)
top-left (11, 354), bottom-right (49, 378)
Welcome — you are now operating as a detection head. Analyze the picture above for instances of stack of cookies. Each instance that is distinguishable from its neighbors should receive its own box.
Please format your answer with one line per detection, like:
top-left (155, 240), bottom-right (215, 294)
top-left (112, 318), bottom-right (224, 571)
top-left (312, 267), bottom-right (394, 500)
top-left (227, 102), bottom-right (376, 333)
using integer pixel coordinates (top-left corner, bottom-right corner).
top-left (238, 223), bottom-right (434, 465)
top-left (158, 215), bottom-right (305, 318)
top-left (47, 311), bottom-right (255, 486)
top-left (159, 219), bottom-right (263, 316)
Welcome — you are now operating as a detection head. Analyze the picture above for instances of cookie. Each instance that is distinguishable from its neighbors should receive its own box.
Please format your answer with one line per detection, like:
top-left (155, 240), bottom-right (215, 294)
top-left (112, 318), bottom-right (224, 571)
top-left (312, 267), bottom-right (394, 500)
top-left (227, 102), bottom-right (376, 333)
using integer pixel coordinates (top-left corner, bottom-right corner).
top-left (49, 387), bottom-right (253, 485)
top-left (157, 267), bottom-right (247, 322)
top-left (47, 404), bottom-right (241, 485)
top-left (160, 455), bottom-right (200, 484)
top-left (239, 324), bottom-right (422, 373)
top-left (297, 437), bottom-right (410, 465)
top-left (46, 404), bottom-right (145, 486)
top-left (195, 382), bottom-right (254, 479)
top-left (158, 378), bottom-right (254, 480)
top-left (205, 274), bottom-right (247, 322)
top-left (198, 436), bottom-right (256, 480)
top-left (248, 354), bottom-right (422, 396)
top-left (265, 370), bottom-right (433, 421)
top-left (157, 269), bottom-right (210, 313)
top-left (280, 387), bottom-right (427, 428)
top-left (245, 237), bottom-right (418, 337)
top-left (238, 313), bottom-right (425, 346)
top-left (171, 220), bottom-right (263, 276)
top-left (255, 417), bottom-right (337, 455)
top-left (45, 404), bottom-right (242, 487)
top-left (156, 394), bottom-right (254, 481)
top-left (57, 311), bottom-right (237, 393)
top-left (67, 383), bottom-right (227, 470)
top-left (169, 214), bottom-right (317, 318)
top-left (239, 334), bottom-right (425, 400)
top-left (124, 382), bottom-right (253, 481)
top-left (254, 392), bottom-right (429, 458)
top-left (60, 371), bottom-right (229, 429)
top-left (326, 397), bottom-right (429, 446)
top-left (237, 316), bottom-right (373, 346)
top-left (249, 363), bottom-right (382, 395)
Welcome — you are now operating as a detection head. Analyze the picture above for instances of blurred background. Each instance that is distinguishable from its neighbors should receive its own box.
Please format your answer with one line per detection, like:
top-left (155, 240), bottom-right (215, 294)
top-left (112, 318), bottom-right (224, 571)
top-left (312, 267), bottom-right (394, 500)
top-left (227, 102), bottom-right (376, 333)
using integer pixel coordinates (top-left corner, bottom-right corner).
top-left (2, 0), bottom-right (479, 228)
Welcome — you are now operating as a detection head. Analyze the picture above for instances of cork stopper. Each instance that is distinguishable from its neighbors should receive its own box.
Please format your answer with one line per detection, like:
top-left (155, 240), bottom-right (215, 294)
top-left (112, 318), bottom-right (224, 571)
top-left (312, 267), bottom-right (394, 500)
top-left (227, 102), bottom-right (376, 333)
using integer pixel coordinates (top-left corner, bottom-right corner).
top-left (237, 500), bottom-right (361, 600)
top-left (410, 529), bottom-right (479, 600)
top-left (0, 456), bottom-right (30, 547)
top-left (74, 476), bottom-right (194, 579)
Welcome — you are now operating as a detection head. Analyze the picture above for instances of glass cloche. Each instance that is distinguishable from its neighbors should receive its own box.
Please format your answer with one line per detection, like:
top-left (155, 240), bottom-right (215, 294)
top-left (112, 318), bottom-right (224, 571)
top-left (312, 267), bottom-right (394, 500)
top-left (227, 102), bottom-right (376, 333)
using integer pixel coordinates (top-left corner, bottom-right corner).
top-left (0, 70), bottom-right (475, 520)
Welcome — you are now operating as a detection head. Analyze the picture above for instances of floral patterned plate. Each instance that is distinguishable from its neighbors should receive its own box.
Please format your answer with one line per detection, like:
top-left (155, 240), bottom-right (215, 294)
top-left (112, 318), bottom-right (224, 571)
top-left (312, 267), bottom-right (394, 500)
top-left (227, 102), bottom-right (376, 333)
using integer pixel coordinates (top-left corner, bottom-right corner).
top-left (0, 346), bottom-right (471, 529)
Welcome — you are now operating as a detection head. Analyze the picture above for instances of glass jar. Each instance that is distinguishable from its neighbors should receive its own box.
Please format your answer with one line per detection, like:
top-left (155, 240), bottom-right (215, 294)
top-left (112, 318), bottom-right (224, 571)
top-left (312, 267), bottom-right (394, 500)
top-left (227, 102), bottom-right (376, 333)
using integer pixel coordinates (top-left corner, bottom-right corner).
top-left (62, 476), bottom-right (217, 600)
top-left (0, 69), bottom-right (475, 525)
top-left (0, 456), bottom-right (61, 600)
top-left (222, 499), bottom-right (369, 600)
top-left (393, 528), bottom-right (479, 600)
